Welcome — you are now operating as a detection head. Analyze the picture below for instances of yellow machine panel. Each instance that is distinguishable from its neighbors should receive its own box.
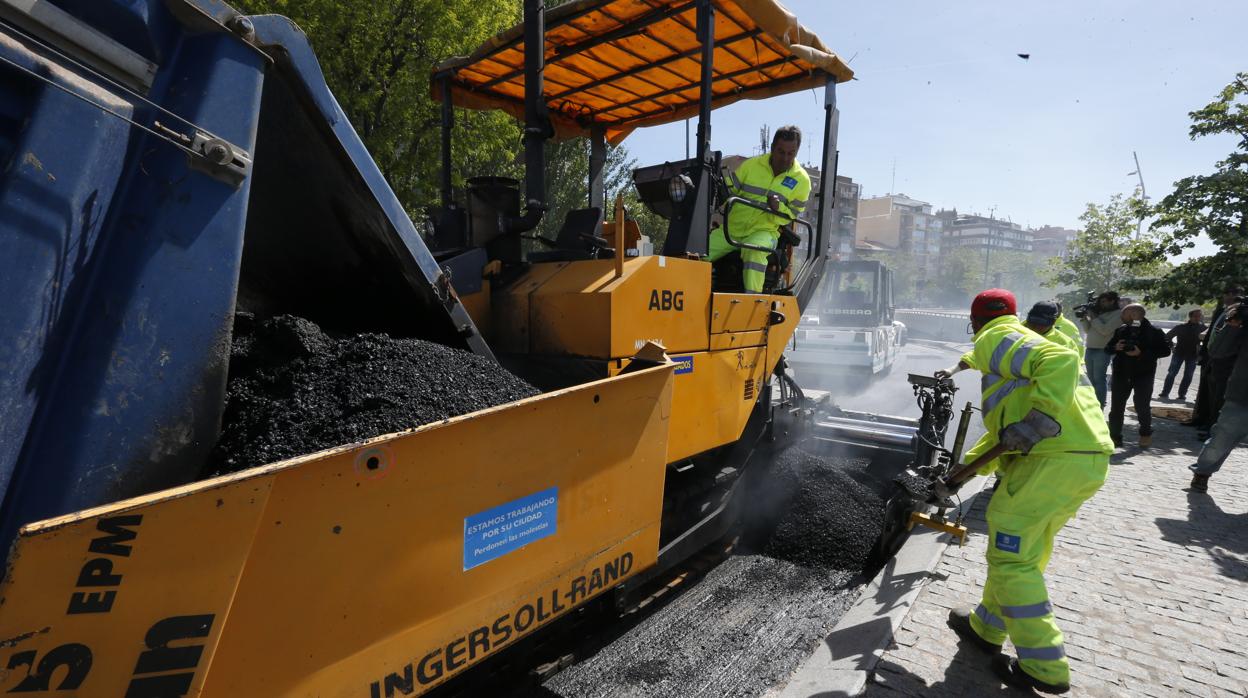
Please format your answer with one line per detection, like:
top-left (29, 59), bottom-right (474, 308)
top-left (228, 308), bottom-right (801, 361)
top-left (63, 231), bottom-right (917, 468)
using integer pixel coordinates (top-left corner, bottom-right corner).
top-left (710, 330), bottom-right (767, 351)
top-left (766, 294), bottom-right (801, 365)
top-left (490, 261), bottom-right (569, 353)
top-left (514, 256), bottom-right (712, 359)
top-left (711, 293), bottom-right (773, 333)
top-left (0, 365), bottom-right (675, 697)
top-left (601, 292), bottom-right (802, 464)
top-left (662, 345), bottom-right (770, 463)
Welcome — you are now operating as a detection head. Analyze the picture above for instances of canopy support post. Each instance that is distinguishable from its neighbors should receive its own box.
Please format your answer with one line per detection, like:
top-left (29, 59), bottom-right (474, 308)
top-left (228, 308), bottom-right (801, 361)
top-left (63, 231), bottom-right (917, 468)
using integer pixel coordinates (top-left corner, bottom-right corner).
top-left (440, 74), bottom-right (454, 208)
top-left (815, 79), bottom-right (839, 263)
top-left (500, 0), bottom-right (550, 245)
top-left (658, 0), bottom-right (717, 258)
top-left (694, 0), bottom-right (715, 164)
top-left (589, 124), bottom-right (606, 227)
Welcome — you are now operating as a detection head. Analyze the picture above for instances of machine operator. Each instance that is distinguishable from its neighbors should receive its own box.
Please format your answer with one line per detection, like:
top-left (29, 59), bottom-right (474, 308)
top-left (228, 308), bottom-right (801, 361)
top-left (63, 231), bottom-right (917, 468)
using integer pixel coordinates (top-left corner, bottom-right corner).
top-left (707, 125), bottom-right (811, 292)
top-left (934, 289), bottom-right (1113, 694)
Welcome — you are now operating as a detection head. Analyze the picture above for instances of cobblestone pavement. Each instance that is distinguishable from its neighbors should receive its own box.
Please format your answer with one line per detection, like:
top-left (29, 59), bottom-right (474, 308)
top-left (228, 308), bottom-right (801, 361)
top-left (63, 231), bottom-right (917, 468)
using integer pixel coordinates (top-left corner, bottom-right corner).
top-left (865, 380), bottom-right (1248, 697)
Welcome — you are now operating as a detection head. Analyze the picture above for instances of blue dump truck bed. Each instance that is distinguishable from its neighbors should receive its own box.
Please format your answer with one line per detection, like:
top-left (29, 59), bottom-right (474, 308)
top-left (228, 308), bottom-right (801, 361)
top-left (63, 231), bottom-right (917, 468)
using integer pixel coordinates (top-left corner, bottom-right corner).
top-left (0, 0), bottom-right (487, 553)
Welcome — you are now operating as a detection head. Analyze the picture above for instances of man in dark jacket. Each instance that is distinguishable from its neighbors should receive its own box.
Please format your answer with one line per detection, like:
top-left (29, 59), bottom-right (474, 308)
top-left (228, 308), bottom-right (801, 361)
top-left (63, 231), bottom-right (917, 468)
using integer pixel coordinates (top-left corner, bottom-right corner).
top-left (1105, 304), bottom-right (1170, 448)
top-left (1206, 299), bottom-right (1246, 425)
top-left (1190, 285), bottom-right (1245, 431)
top-left (1189, 303), bottom-right (1246, 492)
top-left (1159, 309), bottom-right (1205, 401)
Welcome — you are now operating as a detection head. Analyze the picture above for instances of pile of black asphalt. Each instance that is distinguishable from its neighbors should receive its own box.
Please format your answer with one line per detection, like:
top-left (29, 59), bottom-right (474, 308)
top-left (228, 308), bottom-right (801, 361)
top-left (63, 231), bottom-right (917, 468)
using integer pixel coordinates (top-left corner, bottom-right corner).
top-left (207, 313), bottom-right (538, 475)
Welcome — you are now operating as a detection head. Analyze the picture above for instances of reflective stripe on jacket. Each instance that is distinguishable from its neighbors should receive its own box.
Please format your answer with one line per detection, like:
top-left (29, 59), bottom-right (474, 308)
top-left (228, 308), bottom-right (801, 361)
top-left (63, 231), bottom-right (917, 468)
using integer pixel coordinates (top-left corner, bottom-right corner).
top-left (961, 316), bottom-right (1113, 469)
top-left (724, 154), bottom-right (811, 241)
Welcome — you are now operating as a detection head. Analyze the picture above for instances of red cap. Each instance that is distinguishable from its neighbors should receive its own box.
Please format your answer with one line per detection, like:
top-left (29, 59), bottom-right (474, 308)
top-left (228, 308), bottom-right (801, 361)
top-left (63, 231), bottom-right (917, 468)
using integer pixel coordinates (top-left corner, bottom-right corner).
top-left (971, 288), bottom-right (1017, 319)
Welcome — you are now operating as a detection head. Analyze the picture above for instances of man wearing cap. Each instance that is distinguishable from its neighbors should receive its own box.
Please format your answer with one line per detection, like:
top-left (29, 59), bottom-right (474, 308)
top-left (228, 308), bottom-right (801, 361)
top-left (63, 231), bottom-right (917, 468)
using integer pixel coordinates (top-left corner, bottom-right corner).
top-left (934, 289), bottom-right (1113, 694)
top-left (1026, 301), bottom-right (1083, 359)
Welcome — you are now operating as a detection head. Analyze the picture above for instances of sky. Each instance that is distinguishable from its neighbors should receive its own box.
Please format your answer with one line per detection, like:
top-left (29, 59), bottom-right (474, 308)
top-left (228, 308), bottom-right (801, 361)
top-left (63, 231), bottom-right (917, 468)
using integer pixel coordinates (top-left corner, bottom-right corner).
top-left (621, 0), bottom-right (1246, 258)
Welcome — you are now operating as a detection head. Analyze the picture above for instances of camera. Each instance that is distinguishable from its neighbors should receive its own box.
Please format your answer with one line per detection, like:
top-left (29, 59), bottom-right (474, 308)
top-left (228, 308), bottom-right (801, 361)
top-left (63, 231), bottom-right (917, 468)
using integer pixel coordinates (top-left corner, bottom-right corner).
top-left (1073, 292), bottom-right (1097, 320)
top-left (1119, 322), bottom-right (1142, 352)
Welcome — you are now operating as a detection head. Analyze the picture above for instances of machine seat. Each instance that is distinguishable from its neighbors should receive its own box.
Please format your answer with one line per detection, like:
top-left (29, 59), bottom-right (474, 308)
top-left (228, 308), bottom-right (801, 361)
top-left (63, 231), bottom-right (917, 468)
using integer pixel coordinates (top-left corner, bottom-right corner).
top-left (528, 207), bottom-right (610, 262)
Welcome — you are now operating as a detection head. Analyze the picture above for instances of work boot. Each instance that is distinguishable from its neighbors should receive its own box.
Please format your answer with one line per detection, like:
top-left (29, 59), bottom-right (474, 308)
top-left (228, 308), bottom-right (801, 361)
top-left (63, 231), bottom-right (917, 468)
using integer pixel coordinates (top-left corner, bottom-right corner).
top-left (1139, 434), bottom-right (1152, 448)
top-left (947, 608), bottom-right (1002, 655)
top-left (1188, 474), bottom-right (1209, 493)
top-left (993, 655), bottom-right (1070, 694)
top-left (1158, 393), bottom-right (1170, 401)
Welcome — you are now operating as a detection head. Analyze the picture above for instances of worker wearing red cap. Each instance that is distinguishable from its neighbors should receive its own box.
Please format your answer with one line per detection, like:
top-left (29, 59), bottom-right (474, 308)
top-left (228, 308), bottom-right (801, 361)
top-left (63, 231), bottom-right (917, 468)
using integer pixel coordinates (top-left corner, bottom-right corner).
top-left (934, 289), bottom-right (1113, 694)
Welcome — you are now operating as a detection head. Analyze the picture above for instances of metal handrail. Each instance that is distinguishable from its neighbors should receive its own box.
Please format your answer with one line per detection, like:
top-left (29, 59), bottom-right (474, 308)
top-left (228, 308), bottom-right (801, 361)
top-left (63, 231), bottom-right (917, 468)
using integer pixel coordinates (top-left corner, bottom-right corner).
top-left (720, 196), bottom-right (815, 293)
top-left (721, 195), bottom-right (811, 251)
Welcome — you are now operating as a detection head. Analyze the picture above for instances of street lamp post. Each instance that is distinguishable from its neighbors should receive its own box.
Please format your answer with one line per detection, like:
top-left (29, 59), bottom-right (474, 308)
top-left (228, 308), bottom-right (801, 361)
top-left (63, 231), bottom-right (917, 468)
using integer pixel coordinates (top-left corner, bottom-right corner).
top-left (982, 206), bottom-right (997, 287)
top-left (1128, 151), bottom-right (1147, 239)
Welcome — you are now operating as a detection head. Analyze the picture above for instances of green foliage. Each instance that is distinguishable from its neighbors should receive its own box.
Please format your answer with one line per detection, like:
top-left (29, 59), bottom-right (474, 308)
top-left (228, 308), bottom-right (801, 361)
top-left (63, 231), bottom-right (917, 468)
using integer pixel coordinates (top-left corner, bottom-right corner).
top-left (929, 247), bottom-right (981, 306)
top-left (534, 140), bottom-right (661, 249)
top-left (232, 0), bottom-right (656, 238)
top-left (987, 249), bottom-right (1049, 309)
top-left (924, 247), bottom-right (1049, 309)
top-left (621, 188), bottom-right (669, 252)
top-left (232, 0), bottom-right (523, 214)
top-left (1043, 193), bottom-right (1166, 302)
top-left (1130, 73), bottom-right (1248, 305)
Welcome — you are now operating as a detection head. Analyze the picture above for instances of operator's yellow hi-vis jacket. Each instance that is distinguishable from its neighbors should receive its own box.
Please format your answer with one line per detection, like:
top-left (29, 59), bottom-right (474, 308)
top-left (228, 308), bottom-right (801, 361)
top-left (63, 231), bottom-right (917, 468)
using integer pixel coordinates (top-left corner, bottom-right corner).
top-left (708, 154), bottom-right (811, 292)
top-left (960, 315), bottom-right (1113, 474)
top-left (725, 153), bottom-right (811, 231)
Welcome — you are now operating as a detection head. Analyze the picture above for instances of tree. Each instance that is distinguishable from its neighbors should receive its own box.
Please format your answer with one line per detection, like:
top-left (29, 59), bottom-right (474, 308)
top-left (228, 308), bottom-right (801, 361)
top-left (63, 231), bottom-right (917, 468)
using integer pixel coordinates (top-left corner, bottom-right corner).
top-left (929, 247), bottom-right (981, 307)
top-left (233, 0), bottom-right (525, 215)
top-left (927, 247), bottom-right (1050, 309)
top-left (534, 139), bottom-right (660, 247)
top-left (1043, 193), bottom-right (1165, 307)
top-left (987, 249), bottom-right (1048, 309)
top-left (236, 0), bottom-right (662, 247)
top-left (1130, 73), bottom-right (1248, 305)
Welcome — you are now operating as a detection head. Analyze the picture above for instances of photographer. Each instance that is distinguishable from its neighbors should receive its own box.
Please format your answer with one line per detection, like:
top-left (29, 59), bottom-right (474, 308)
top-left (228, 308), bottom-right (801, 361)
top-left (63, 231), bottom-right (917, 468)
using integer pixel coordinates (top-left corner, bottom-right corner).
top-left (1188, 303), bottom-right (1246, 492)
top-left (1105, 304), bottom-right (1170, 448)
top-left (1077, 291), bottom-right (1124, 407)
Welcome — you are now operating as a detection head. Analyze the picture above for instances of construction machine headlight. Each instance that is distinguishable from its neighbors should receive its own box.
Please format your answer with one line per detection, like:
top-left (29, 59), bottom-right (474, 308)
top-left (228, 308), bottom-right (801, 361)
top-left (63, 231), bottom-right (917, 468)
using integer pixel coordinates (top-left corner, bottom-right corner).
top-left (668, 174), bottom-right (692, 203)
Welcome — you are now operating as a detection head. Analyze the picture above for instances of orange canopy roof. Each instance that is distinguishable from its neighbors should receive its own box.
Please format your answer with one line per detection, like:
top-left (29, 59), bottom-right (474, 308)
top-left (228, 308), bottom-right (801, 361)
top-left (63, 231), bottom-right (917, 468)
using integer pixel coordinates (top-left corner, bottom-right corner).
top-left (433, 0), bottom-right (853, 144)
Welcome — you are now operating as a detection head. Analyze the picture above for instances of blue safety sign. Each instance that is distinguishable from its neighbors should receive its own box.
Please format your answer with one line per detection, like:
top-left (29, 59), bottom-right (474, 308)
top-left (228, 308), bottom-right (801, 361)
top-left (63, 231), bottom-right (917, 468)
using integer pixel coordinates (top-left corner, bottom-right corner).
top-left (464, 487), bottom-right (559, 570)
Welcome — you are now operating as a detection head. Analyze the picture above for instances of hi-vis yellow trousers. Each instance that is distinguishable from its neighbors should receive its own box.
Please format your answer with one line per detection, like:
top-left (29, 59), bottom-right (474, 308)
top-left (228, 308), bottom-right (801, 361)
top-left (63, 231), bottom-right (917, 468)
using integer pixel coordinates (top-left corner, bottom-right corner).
top-left (969, 452), bottom-right (1108, 685)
